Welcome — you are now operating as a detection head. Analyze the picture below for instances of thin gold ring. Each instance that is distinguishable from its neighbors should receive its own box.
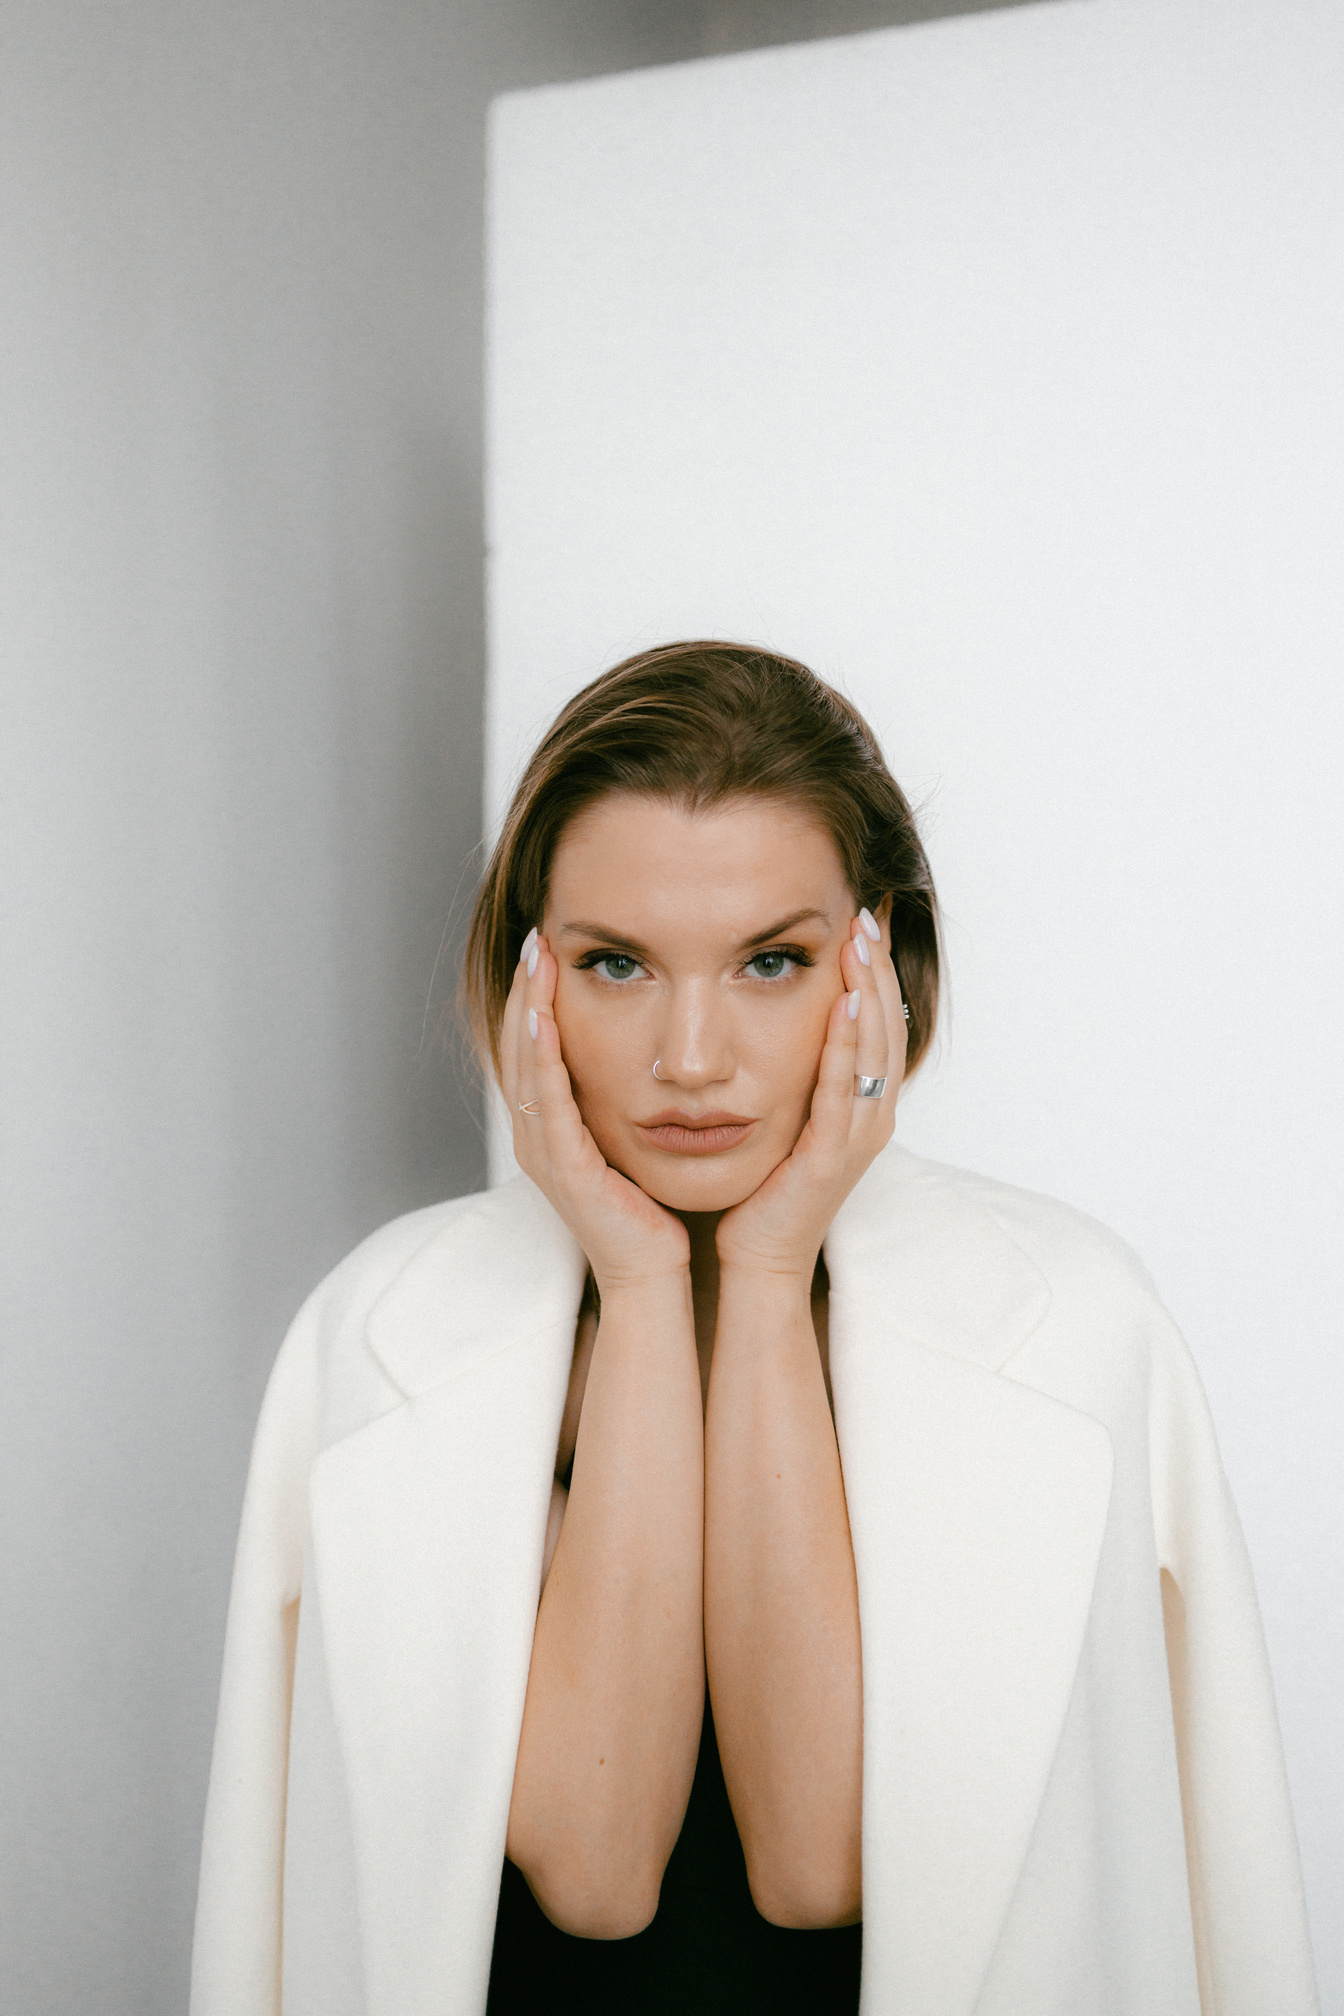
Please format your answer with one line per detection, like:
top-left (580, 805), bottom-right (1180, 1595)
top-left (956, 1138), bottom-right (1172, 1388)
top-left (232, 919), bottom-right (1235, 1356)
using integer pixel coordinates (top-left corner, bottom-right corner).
top-left (518, 1099), bottom-right (541, 1115)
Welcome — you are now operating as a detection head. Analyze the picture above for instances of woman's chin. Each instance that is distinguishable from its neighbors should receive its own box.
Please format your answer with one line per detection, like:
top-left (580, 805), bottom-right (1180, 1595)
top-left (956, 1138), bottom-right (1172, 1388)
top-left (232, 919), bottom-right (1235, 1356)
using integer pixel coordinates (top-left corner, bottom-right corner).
top-left (620, 1147), bottom-right (773, 1216)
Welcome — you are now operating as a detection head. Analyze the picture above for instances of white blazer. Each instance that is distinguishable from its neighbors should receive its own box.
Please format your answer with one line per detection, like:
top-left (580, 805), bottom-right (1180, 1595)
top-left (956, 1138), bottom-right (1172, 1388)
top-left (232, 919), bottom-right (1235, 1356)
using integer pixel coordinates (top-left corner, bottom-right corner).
top-left (190, 1143), bottom-right (1318, 2016)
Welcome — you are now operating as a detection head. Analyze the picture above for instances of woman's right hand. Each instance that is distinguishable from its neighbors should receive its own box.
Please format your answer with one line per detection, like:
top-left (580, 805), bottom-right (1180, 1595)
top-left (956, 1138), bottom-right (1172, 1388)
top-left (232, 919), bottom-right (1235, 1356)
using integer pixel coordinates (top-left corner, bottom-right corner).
top-left (501, 929), bottom-right (690, 1296)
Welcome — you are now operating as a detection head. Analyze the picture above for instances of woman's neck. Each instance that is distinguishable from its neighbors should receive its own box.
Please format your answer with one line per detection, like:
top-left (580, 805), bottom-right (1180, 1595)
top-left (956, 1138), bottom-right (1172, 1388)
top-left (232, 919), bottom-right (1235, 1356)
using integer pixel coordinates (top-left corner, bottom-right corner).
top-left (678, 1211), bottom-right (724, 1401)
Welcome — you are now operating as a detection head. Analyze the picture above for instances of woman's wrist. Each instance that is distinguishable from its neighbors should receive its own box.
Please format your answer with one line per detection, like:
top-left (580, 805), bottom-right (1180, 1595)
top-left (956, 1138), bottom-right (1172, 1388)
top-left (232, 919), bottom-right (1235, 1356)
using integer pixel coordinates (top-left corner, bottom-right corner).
top-left (715, 1250), bottom-right (818, 1301)
top-left (591, 1261), bottom-right (694, 1312)
top-left (710, 1260), bottom-right (821, 1378)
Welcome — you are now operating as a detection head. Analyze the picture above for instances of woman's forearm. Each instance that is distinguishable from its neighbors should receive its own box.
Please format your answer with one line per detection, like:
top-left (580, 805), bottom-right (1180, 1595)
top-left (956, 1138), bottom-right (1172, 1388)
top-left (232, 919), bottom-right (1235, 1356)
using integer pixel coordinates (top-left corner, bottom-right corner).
top-left (703, 1264), bottom-right (863, 1930)
top-left (505, 1270), bottom-right (705, 1938)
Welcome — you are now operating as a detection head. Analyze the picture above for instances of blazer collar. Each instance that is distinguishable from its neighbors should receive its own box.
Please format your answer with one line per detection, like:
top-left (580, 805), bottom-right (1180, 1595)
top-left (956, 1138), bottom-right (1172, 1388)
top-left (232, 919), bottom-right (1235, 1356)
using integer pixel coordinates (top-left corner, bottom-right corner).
top-left (362, 1141), bottom-right (1052, 1403)
top-left (823, 1140), bottom-right (1053, 1370)
top-left (364, 1174), bottom-right (588, 1399)
top-left (314, 1146), bottom-right (1111, 2016)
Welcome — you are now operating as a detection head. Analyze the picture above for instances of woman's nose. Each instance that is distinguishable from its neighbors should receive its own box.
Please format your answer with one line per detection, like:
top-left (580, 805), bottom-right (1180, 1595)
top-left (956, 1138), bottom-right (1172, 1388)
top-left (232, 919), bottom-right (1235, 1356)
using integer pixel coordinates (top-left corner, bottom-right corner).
top-left (654, 984), bottom-right (733, 1089)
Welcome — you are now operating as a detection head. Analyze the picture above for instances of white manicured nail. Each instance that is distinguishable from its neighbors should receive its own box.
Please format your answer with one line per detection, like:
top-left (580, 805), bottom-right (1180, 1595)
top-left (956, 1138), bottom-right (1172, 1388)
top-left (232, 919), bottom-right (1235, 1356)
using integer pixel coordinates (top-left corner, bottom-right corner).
top-left (527, 1008), bottom-right (538, 1039)
top-left (847, 988), bottom-right (861, 1020)
top-left (859, 907), bottom-right (880, 942)
top-left (526, 944), bottom-right (539, 978)
top-left (854, 932), bottom-right (870, 967)
top-left (520, 926), bottom-right (537, 961)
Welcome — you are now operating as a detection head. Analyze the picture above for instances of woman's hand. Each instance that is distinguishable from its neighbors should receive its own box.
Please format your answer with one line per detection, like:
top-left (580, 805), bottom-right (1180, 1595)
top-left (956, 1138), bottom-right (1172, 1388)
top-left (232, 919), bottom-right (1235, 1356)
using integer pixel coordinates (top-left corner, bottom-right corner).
top-left (715, 908), bottom-right (906, 1283)
top-left (501, 929), bottom-right (691, 1295)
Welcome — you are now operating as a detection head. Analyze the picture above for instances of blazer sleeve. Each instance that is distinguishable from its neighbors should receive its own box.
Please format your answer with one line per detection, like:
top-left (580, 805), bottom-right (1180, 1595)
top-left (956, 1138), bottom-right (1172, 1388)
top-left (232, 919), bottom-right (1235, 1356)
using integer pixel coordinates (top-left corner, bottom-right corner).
top-left (190, 1292), bottom-right (327, 2016)
top-left (1149, 1319), bottom-right (1319, 2016)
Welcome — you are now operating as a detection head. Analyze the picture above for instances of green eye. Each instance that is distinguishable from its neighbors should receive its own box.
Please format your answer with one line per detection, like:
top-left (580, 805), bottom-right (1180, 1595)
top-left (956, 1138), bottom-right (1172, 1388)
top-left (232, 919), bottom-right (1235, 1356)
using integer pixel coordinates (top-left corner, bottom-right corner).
top-left (593, 954), bottom-right (642, 981)
top-left (745, 950), bottom-right (794, 980)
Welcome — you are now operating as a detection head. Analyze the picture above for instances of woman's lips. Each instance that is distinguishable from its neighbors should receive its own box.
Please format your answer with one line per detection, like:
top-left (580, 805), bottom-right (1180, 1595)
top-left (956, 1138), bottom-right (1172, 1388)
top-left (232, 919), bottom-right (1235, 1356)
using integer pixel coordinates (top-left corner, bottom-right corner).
top-left (636, 1109), bottom-right (756, 1155)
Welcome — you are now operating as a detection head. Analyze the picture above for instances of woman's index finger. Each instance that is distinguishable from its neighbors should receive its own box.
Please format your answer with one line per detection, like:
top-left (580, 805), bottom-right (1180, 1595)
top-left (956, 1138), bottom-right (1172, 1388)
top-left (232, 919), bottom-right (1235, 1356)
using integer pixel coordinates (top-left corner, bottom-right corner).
top-left (498, 955), bottom-right (529, 1106)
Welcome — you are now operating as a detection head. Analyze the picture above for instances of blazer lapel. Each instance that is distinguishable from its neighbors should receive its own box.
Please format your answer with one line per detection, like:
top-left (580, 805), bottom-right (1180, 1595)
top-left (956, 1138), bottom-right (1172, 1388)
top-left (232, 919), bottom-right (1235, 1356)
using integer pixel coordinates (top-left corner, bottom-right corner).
top-left (826, 1149), bottom-right (1114, 2016)
top-left (308, 1179), bottom-right (586, 2016)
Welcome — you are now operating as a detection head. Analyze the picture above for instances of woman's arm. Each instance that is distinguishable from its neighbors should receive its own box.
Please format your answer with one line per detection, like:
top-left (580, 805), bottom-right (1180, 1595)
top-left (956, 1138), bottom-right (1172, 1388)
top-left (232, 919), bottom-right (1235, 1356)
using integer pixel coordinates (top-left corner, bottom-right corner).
top-left (191, 1292), bottom-right (326, 2016)
top-left (1150, 1319), bottom-right (1319, 2015)
top-left (703, 1264), bottom-right (862, 1929)
top-left (500, 933), bottom-right (705, 1939)
top-left (505, 1272), bottom-right (705, 1938)
top-left (706, 908), bottom-right (903, 1928)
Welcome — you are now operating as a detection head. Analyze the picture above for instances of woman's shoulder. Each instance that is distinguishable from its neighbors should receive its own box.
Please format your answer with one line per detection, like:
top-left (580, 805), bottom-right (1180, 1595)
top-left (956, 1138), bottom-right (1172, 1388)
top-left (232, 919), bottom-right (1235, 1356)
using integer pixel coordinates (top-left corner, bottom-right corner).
top-left (846, 1145), bottom-right (1176, 1386)
top-left (264, 1186), bottom-right (496, 1439)
top-left (854, 1146), bottom-right (1194, 1422)
top-left (310, 1187), bottom-right (490, 1321)
top-left (266, 1176), bottom-right (587, 1443)
top-left (862, 1143), bottom-right (1161, 1300)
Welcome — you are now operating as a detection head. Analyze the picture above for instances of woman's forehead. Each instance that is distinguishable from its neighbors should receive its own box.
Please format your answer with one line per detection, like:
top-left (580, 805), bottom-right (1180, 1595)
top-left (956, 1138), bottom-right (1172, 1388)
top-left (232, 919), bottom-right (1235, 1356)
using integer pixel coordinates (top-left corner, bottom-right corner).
top-left (554, 792), bottom-right (840, 872)
top-left (547, 794), bottom-right (849, 939)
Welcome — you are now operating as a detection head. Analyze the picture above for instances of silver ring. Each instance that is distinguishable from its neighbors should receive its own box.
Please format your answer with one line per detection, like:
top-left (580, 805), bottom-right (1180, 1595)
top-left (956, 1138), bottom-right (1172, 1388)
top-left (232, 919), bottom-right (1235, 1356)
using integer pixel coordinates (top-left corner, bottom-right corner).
top-left (854, 1075), bottom-right (887, 1099)
top-left (518, 1099), bottom-right (541, 1115)
top-left (652, 1059), bottom-right (664, 1080)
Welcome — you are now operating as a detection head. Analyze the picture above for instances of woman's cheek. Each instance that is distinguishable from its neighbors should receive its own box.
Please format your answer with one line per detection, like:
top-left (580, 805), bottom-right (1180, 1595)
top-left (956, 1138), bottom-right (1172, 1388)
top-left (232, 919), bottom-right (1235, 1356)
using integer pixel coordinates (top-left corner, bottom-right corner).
top-left (775, 984), bottom-right (834, 1105)
top-left (553, 1005), bottom-right (596, 1094)
top-left (554, 995), bottom-right (629, 1133)
top-left (552, 976), bottom-right (598, 1066)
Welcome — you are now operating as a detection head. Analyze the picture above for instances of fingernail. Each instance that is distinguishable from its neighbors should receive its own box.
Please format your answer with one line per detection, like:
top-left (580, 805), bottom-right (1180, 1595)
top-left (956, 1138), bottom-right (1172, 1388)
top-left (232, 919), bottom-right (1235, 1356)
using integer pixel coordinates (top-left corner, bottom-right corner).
top-left (859, 907), bottom-right (880, 942)
top-left (527, 1008), bottom-right (538, 1039)
top-left (526, 944), bottom-right (539, 978)
top-left (854, 932), bottom-right (870, 967)
top-left (847, 988), bottom-right (861, 1020)
top-left (520, 926), bottom-right (537, 962)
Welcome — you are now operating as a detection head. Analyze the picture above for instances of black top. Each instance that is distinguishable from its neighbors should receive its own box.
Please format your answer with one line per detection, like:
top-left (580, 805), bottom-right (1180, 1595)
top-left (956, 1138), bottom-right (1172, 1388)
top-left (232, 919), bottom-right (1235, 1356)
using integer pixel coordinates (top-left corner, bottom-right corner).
top-left (486, 1692), bottom-right (862, 2016)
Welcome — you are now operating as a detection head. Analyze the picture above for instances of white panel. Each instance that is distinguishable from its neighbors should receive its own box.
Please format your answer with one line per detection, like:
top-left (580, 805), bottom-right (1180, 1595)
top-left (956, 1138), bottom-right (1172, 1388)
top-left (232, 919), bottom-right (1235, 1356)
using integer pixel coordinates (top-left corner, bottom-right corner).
top-left (486, 3), bottom-right (1344, 1997)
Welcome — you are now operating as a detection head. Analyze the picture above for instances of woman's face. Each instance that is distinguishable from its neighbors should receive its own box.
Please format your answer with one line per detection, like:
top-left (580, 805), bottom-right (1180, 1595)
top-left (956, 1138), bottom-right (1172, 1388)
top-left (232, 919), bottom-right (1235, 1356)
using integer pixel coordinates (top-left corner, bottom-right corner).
top-left (542, 792), bottom-right (877, 1214)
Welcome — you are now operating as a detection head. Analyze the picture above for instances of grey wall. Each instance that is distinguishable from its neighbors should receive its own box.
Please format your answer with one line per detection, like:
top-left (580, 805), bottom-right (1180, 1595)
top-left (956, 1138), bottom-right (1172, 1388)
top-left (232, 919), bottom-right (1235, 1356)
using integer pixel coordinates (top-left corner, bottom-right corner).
top-left (0, 2), bottom-right (1032, 2008)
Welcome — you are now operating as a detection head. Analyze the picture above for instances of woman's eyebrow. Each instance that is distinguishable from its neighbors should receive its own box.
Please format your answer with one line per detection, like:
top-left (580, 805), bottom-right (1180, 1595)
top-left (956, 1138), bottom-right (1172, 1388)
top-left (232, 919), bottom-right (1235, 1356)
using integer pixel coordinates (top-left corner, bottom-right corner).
top-left (558, 920), bottom-right (653, 954)
top-left (737, 907), bottom-right (831, 951)
top-left (558, 907), bottom-right (831, 956)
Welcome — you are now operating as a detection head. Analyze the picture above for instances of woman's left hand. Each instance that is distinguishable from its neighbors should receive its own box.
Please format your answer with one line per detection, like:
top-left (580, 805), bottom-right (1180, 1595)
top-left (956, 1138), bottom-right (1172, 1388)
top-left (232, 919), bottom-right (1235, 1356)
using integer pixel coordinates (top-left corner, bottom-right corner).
top-left (716, 910), bottom-right (907, 1282)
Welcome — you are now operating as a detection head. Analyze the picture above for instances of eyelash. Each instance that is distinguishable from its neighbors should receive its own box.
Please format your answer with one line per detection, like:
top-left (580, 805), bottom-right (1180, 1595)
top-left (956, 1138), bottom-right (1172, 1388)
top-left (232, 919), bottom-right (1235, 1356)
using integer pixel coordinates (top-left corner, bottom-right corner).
top-left (574, 945), bottom-right (815, 985)
top-left (742, 945), bottom-right (815, 982)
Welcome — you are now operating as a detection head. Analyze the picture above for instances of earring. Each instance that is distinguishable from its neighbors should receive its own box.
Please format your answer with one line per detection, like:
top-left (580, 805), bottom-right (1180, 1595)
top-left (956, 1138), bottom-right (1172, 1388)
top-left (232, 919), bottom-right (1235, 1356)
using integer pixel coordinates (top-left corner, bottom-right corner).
top-left (652, 1059), bottom-right (664, 1080)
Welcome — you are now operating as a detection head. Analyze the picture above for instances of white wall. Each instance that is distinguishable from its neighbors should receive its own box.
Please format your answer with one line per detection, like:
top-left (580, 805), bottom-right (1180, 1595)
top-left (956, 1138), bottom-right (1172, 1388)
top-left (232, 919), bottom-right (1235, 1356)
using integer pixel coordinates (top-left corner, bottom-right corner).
top-left (486, 1), bottom-right (1343, 2000)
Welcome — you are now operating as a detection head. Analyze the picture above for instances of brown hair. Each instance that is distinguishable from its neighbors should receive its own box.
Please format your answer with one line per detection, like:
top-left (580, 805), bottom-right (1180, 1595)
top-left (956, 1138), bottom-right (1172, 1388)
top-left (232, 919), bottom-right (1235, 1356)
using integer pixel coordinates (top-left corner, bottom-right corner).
top-left (463, 641), bottom-right (941, 1080)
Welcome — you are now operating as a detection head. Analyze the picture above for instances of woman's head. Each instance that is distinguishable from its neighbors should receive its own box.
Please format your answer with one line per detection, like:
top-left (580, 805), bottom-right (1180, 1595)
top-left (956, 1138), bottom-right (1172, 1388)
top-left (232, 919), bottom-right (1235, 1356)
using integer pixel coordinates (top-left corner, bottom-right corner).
top-left (464, 642), bottom-right (940, 1210)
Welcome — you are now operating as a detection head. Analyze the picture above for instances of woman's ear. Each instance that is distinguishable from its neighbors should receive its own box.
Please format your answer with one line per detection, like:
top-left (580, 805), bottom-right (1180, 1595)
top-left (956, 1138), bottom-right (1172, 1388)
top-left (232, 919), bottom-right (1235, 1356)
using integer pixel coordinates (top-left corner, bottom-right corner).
top-left (873, 895), bottom-right (894, 951)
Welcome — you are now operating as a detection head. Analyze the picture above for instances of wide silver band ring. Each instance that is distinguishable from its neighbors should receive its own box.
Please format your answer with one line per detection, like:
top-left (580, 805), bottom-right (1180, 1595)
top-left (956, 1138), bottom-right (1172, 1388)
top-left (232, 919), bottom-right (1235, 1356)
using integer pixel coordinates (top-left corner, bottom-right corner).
top-left (518, 1099), bottom-right (541, 1115)
top-left (854, 1075), bottom-right (887, 1099)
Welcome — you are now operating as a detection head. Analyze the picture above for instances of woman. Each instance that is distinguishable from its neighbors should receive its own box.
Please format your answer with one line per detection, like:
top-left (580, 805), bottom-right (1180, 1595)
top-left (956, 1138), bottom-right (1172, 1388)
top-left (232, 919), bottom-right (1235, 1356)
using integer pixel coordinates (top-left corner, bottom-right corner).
top-left (191, 643), bottom-right (1318, 2016)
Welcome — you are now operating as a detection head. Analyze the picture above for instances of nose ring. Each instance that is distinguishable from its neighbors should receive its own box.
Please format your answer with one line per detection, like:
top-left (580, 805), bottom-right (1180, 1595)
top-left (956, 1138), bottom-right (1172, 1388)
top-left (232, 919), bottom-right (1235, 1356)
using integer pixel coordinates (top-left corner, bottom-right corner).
top-left (652, 1059), bottom-right (664, 1080)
